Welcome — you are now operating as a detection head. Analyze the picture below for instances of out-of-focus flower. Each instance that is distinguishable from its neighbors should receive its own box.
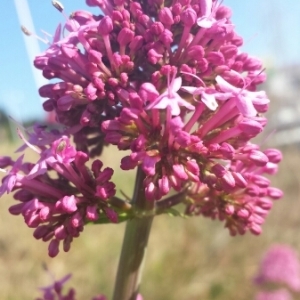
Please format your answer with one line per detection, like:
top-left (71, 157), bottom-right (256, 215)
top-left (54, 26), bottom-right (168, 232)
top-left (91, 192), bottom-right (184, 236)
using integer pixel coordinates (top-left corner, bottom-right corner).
top-left (36, 272), bottom-right (108, 300)
top-left (255, 289), bottom-right (293, 300)
top-left (36, 274), bottom-right (76, 300)
top-left (255, 245), bottom-right (300, 292)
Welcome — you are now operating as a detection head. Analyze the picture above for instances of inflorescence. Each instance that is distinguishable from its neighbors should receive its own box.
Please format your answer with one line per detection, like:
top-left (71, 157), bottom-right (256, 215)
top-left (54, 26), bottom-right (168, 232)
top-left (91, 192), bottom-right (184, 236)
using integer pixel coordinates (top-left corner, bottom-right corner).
top-left (0, 0), bottom-right (283, 256)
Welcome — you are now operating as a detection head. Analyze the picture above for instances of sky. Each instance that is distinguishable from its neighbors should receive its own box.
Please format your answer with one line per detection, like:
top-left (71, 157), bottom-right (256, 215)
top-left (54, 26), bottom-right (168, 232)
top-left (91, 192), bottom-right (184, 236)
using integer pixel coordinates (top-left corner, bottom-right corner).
top-left (0, 0), bottom-right (299, 122)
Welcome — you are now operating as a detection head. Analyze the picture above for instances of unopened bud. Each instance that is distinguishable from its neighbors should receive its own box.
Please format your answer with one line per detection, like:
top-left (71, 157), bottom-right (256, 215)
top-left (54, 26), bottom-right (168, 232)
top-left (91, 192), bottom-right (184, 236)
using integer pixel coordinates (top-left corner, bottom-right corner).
top-left (263, 149), bottom-right (282, 164)
top-left (249, 150), bottom-right (269, 167)
top-left (181, 8), bottom-right (197, 27)
top-left (98, 16), bottom-right (113, 35)
top-left (117, 28), bottom-right (134, 46)
top-left (159, 7), bottom-right (174, 25)
top-left (238, 119), bottom-right (263, 135)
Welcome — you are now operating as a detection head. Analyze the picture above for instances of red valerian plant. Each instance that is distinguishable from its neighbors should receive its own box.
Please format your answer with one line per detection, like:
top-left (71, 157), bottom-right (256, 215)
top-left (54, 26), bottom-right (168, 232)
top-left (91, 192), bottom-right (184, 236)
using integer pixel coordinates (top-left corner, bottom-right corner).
top-left (0, 0), bottom-right (282, 299)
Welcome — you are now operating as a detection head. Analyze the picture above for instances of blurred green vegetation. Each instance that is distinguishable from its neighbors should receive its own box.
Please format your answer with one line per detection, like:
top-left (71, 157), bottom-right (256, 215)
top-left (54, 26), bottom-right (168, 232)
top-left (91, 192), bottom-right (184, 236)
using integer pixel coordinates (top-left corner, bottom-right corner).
top-left (0, 139), bottom-right (299, 300)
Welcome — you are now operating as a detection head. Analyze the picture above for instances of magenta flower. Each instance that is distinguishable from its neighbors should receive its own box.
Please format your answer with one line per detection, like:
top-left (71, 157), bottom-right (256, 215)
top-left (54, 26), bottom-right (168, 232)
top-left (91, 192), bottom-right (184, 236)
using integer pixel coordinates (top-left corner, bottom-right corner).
top-left (185, 144), bottom-right (283, 235)
top-left (255, 245), bottom-right (300, 292)
top-left (145, 68), bottom-right (195, 116)
top-left (36, 272), bottom-right (108, 300)
top-left (181, 72), bottom-right (218, 110)
top-left (0, 154), bottom-right (24, 196)
top-left (36, 274), bottom-right (76, 300)
top-left (215, 75), bottom-right (269, 117)
top-left (1, 0), bottom-right (281, 261)
top-left (197, 0), bottom-right (216, 28)
top-left (31, 0), bottom-right (268, 159)
top-left (2, 130), bottom-right (117, 257)
top-left (0, 1), bottom-right (285, 299)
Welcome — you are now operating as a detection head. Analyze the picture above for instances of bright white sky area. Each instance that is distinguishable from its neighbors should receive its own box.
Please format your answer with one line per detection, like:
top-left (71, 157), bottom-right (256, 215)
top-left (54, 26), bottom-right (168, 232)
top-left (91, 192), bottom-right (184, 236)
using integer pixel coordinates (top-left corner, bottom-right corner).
top-left (0, 0), bottom-right (299, 121)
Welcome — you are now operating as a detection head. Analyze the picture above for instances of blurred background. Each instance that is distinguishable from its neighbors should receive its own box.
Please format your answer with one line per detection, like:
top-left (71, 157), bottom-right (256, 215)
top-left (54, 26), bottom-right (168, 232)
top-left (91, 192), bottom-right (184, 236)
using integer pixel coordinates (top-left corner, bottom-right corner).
top-left (0, 0), bottom-right (300, 299)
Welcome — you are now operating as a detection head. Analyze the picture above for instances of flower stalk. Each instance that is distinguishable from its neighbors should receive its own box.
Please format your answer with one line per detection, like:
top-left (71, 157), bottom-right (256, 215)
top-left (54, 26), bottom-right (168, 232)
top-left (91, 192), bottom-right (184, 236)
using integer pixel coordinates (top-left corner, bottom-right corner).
top-left (112, 216), bottom-right (153, 300)
top-left (113, 167), bottom-right (154, 300)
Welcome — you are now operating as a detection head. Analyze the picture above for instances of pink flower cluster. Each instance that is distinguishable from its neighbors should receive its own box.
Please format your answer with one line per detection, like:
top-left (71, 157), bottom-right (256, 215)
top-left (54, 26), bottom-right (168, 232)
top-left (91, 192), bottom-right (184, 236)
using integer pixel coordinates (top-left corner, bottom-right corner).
top-left (0, 0), bottom-right (283, 254)
top-left (254, 245), bottom-right (300, 300)
top-left (0, 126), bottom-right (116, 257)
top-left (36, 0), bottom-right (268, 161)
top-left (185, 145), bottom-right (282, 235)
top-left (255, 245), bottom-right (300, 291)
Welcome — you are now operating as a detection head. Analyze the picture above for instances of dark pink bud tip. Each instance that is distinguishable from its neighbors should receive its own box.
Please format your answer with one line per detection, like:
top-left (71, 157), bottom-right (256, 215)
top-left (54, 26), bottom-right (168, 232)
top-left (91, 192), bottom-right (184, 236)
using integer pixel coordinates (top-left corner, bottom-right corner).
top-left (181, 8), bottom-right (197, 27)
top-left (55, 225), bottom-right (68, 240)
top-left (250, 224), bottom-right (262, 235)
top-left (48, 239), bottom-right (60, 257)
top-left (104, 207), bottom-right (118, 223)
top-left (98, 16), bottom-right (113, 35)
top-left (238, 120), bottom-right (263, 135)
top-left (9, 203), bottom-right (24, 215)
top-left (216, 5), bottom-right (232, 19)
top-left (33, 226), bottom-right (50, 239)
top-left (117, 28), bottom-right (135, 46)
top-left (158, 175), bottom-right (170, 196)
top-left (249, 150), bottom-right (269, 166)
top-left (159, 7), bottom-right (174, 25)
top-left (129, 35), bottom-right (144, 51)
top-left (211, 164), bottom-right (226, 177)
top-left (263, 149), bottom-right (283, 163)
top-left (267, 187), bottom-right (283, 200)
top-left (252, 175), bottom-right (270, 188)
top-left (88, 49), bottom-right (103, 65)
top-left (150, 22), bottom-right (164, 35)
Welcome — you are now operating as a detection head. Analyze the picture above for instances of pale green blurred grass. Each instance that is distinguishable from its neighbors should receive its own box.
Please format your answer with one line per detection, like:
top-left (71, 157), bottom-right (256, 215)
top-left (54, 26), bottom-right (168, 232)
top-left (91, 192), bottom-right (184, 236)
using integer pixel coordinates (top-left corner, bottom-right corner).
top-left (0, 142), bottom-right (300, 300)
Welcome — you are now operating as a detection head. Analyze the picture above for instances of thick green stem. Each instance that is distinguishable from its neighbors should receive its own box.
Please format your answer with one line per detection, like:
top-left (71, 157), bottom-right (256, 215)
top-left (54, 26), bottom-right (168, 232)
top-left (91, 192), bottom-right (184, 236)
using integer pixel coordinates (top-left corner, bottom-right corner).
top-left (112, 168), bottom-right (154, 300)
top-left (112, 216), bottom-right (153, 300)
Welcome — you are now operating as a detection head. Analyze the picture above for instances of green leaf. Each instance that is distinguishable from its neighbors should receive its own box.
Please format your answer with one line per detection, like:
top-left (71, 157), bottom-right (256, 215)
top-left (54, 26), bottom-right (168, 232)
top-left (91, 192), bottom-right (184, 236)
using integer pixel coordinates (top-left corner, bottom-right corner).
top-left (164, 208), bottom-right (182, 217)
top-left (88, 212), bottom-right (133, 225)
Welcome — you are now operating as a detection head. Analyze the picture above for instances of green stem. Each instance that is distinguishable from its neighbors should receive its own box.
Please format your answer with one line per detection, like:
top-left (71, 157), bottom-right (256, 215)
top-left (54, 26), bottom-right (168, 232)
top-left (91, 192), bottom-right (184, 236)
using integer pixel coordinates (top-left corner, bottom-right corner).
top-left (112, 168), bottom-right (154, 300)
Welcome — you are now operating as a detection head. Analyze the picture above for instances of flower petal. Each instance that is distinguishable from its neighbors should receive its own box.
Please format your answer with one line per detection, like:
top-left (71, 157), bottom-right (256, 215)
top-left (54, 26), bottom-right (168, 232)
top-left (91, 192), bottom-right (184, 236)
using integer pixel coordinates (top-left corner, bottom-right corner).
top-left (172, 77), bottom-right (182, 92)
top-left (216, 75), bottom-right (240, 94)
top-left (201, 92), bottom-right (218, 110)
top-left (235, 95), bottom-right (257, 117)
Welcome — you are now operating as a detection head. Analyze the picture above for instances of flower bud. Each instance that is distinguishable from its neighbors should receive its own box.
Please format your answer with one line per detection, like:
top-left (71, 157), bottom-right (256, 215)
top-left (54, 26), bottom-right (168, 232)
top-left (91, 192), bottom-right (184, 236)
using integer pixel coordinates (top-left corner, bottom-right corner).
top-left (249, 150), bottom-right (269, 167)
top-left (263, 149), bottom-right (282, 163)
top-left (238, 119), bottom-right (263, 135)
top-left (117, 28), bottom-right (135, 46)
top-left (181, 8), bottom-right (197, 27)
top-left (98, 16), bottom-right (113, 35)
top-left (129, 35), bottom-right (144, 51)
top-left (159, 7), bottom-right (174, 25)
top-left (48, 239), bottom-right (60, 257)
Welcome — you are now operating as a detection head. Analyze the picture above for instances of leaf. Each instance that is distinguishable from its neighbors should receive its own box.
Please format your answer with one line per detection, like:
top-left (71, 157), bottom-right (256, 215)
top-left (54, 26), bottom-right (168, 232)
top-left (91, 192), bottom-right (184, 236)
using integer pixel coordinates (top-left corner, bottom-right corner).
top-left (88, 212), bottom-right (133, 225)
top-left (164, 208), bottom-right (182, 217)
